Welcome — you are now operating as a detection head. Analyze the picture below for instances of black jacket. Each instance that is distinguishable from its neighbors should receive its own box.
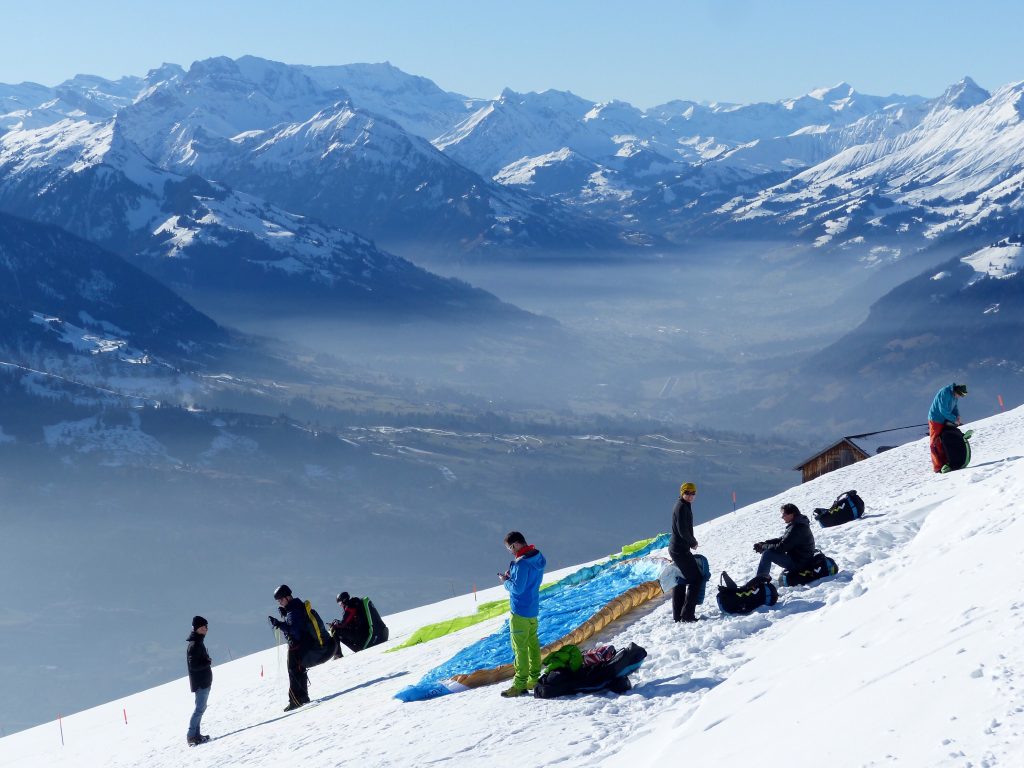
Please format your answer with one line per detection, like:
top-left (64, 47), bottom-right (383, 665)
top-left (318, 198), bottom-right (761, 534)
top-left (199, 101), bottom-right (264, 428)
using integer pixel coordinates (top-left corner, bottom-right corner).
top-left (764, 513), bottom-right (816, 565)
top-left (276, 597), bottom-right (310, 649)
top-left (331, 596), bottom-right (389, 652)
top-left (186, 631), bottom-right (212, 692)
top-left (668, 497), bottom-right (698, 562)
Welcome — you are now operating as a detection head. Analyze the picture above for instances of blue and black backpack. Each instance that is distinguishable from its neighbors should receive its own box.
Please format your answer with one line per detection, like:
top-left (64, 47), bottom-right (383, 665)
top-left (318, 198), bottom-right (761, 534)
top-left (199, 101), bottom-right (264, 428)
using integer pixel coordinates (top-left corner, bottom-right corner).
top-left (813, 490), bottom-right (865, 528)
top-left (716, 571), bottom-right (778, 615)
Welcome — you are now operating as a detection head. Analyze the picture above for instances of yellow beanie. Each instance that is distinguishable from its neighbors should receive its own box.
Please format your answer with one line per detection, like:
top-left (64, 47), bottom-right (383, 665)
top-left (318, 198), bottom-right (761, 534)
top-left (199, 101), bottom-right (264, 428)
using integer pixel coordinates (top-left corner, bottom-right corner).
top-left (680, 482), bottom-right (697, 495)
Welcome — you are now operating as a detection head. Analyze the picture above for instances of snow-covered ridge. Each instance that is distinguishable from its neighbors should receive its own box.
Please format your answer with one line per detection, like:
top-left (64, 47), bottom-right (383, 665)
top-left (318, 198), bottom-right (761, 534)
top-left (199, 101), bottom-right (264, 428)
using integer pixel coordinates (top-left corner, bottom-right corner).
top-left (3, 405), bottom-right (1022, 766)
top-left (962, 240), bottom-right (1024, 280)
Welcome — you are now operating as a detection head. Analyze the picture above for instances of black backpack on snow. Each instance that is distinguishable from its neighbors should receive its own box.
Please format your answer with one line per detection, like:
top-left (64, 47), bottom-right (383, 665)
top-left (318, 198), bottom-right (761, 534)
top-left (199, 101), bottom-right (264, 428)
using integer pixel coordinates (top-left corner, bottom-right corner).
top-left (779, 551), bottom-right (840, 587)
top-left (813, 490), bottom-right (865, 528)
top-left (533, 643), bottom-right (647, 699)
top-left (939, 425), bottom-right (971, 471)
top-left (716, 571), bottom-right (778, 615)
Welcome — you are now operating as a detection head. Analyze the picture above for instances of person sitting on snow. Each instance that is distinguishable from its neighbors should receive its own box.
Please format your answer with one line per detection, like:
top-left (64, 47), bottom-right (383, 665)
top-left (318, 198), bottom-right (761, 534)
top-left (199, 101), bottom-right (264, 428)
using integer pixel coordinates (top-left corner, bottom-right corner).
top-left (751, 504), bottom-right (815, 583)
top-left (330, 592), bottom-right (389, 656)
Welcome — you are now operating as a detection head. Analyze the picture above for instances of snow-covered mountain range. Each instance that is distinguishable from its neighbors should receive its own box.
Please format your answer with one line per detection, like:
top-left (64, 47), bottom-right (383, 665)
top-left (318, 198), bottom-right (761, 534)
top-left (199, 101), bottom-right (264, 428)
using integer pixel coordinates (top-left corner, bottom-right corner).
top-left (2, 403), bottom-right (1021, 765)
top-left (5, 57), bottom-right (1024, 273)
top-left (0, 112), bottom-right (530, 322)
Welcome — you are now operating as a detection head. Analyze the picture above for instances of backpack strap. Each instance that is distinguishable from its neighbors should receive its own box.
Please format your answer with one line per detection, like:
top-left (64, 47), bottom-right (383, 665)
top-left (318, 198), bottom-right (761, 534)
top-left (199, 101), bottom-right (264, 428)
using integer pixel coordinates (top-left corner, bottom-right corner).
top-left (361, 598), bottom-right (375, 649)
top-left (719, 571), bottom-right (737, 590)
top-left (304, 600), bottom-right (325, 647)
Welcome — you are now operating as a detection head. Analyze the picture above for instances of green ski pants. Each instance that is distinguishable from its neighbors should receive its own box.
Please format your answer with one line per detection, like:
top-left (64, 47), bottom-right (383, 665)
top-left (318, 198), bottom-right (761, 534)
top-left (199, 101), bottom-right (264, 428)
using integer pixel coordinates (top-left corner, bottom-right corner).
top-left (509, 613), bottom-right (541, 689)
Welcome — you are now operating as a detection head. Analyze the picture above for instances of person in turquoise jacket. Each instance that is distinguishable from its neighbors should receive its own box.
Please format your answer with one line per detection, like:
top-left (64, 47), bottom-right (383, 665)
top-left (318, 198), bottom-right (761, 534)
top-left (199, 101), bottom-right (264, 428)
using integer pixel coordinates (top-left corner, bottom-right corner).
top-left (497, 530), bottom-right (546, 697)
top-left (928, 383), bottom-right (967, 472)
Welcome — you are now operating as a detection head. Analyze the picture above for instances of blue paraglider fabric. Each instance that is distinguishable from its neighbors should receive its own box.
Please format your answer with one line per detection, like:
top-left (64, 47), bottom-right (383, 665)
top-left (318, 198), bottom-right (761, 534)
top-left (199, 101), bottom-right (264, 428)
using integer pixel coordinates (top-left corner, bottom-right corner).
top-left (395, 557), bottom-right (662, 702)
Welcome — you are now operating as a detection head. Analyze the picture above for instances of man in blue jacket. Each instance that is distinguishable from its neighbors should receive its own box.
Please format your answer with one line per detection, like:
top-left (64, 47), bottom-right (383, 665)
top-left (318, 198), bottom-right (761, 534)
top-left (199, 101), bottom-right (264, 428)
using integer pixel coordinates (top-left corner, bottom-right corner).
top-left (498, 531), bottom-right (546, 698)
top-left (928, 383), bottom-right (967, 472)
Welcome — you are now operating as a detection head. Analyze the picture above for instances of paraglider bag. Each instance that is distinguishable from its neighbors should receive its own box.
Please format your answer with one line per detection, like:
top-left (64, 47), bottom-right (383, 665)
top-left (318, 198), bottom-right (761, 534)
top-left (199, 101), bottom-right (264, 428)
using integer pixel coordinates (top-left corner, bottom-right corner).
top-left (716, 571), bottom-right (778, 615)
top-left (533, 643), bottom-right (647, 699)
top-left (813, 490), bottom-right (865, 528)
top-left (678, 554), bottom-right (712, 604)
top-left (779, 551), bottom-right (839, 587)
top-left (939, 425), bottom-right (971, 471)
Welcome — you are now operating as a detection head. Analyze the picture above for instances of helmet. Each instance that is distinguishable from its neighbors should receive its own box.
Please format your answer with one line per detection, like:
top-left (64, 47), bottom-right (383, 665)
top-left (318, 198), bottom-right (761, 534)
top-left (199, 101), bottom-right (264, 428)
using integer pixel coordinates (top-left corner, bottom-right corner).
top-left (273, 584), bottom-right (292, 600)
top-left (336, 592), bottom-right (350, 604)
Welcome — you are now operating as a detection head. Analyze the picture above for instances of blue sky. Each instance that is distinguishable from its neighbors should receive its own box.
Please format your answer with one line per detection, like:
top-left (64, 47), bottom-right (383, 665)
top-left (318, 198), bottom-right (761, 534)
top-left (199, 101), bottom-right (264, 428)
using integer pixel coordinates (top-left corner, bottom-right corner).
top-left (3, 0), bottom-right (1023, 106)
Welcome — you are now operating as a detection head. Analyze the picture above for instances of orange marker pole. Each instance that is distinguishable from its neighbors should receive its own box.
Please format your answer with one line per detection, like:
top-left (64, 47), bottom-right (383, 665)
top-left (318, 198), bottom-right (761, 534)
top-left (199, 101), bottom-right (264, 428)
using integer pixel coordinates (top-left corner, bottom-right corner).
top-left (261, 664), bottom-right (264, 678)
top-left (123, 708), bottom-right (128, 725)
top-left (732, 491), bottom-right (737, 512)
top-left (998, 394), bottom-right (1005, 410)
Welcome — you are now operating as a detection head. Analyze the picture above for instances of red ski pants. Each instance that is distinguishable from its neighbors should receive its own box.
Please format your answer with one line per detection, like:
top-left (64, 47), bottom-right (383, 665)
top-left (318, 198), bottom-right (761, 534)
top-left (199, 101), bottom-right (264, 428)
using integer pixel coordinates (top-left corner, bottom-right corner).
top-left (929, 421), bottom-right (947, 473)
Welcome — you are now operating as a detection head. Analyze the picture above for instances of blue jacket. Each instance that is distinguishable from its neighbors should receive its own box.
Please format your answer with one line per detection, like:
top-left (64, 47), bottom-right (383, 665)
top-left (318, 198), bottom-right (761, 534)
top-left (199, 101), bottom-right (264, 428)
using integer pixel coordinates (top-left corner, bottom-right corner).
top-left (928, 384), bottom-right (961, 424)
top-left (504, 547), bottom-right (546, 618)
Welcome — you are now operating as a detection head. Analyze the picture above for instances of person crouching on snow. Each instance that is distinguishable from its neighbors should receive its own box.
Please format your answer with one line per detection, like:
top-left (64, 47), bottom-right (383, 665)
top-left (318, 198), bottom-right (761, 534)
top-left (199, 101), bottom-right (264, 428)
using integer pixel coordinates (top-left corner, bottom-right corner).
top-left (928, 382), bottom-right (968, 473)
top-left (498, 531), bottom-right (546, 698)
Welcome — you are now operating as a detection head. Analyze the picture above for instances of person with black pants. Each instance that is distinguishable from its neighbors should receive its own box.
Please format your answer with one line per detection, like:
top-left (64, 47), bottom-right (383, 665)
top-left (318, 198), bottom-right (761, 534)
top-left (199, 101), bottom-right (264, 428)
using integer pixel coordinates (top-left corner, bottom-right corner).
top-left (669, 482), bottom-right (702, 622)
top-left (268, 584), bottom-right (311, 711)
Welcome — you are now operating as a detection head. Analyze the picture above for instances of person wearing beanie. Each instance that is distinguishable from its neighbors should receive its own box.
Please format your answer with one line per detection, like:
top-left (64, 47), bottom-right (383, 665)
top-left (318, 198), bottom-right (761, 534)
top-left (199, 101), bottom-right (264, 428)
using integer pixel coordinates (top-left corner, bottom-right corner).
top-left (185, 616), bottom-right (212, 746)
top-left (668, 482), bottom-right (702, 623)
top-left (928, 382), bottom-right (968, 473)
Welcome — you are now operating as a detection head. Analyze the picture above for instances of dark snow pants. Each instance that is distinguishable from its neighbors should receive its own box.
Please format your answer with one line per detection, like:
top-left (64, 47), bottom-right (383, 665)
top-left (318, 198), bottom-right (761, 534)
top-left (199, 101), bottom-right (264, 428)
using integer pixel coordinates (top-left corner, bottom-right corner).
top-left (671, 550), bottom-right (703, 621)
top-left (287, 647), bottom-right (310, 707)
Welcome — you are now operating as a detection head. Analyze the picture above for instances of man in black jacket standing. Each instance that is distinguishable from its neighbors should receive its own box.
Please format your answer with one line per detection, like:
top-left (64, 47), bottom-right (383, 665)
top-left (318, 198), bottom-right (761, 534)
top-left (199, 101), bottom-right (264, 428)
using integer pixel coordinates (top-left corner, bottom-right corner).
top-left (669, 482), bottom-right (702, 622)
top-left (268, 584), bottom-right (313, 712)
top-left (186, 616), bottom-right (212, 746)
top-left (753, 503), bottom-right (816, 582)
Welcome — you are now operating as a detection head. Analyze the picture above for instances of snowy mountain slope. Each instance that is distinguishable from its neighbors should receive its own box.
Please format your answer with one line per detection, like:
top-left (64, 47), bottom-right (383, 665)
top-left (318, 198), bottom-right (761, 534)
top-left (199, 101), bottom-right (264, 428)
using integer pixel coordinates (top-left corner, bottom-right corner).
top-left (786, 238), bottom-right (1024, 429)
top-left (296, 61), bottom-right (481, 141)
top-left (112, 57), bottom-right (635, 258)
top-left (0, 116), bottom-right (532, 321)
top-left (3, 405), bottom-right (1022, 766)
top-left (716, 78), bottom-right (1022, 250)
top-left (439, 83), bottom-right (937, 235)
top-left (0, 72), bottom-right (145, 131)
top-left (0, 210), bottom-right (231, 373)
top-left (115, 56), bottom-right (346, 169)
top-left (194, 100), bottom-right (631, 258)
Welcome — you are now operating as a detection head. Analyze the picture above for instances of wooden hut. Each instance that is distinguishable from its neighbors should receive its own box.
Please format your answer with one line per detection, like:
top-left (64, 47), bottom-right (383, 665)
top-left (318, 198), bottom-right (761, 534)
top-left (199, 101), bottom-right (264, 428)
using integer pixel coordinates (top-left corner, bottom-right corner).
top-left (794, 426), bottom-right (928, 483)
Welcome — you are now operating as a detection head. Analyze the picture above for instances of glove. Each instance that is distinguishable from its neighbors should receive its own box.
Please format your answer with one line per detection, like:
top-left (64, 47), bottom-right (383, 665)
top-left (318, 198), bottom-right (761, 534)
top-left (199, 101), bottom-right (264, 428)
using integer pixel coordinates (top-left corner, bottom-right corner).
top-left (268, 616), bottom-right (281, 629)
top-left (753, 542), bottom-right (765, 554)
top-left (278, 606), bottom-right (288, 617)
